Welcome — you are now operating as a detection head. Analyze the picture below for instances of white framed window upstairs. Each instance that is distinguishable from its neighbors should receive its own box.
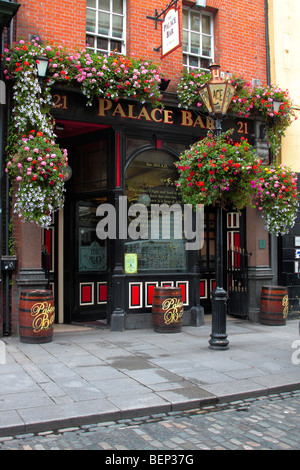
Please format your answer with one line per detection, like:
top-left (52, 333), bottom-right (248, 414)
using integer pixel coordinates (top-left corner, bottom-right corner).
top-left (182, 7), bottom-right (214, 71)
top-left (86, 0), bottom-right (126, 55)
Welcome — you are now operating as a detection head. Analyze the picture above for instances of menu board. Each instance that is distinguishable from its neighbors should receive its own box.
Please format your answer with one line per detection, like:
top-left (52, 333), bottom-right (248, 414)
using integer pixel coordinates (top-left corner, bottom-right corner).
top-left (125, 239), bottom-right (186, 271)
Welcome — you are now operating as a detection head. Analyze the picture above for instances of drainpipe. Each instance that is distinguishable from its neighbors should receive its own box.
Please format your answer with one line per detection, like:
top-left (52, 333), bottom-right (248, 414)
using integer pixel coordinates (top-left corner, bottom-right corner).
top-left (265, 0), bottom-right (279, 286)
top-left (4, 17), bottom-right (14, 336)
top-left (0, 43), bottom-right (3, 337)
top-left (4, 88), bottom-right (10, 336)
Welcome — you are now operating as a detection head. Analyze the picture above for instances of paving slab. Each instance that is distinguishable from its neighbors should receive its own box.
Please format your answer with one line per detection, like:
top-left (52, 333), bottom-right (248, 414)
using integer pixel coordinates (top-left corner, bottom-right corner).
top-left (0, 318), bottom-right (299, 436)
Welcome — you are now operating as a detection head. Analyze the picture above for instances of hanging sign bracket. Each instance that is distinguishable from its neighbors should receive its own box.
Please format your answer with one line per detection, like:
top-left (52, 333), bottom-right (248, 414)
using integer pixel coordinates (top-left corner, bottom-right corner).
top-left (147, 0), bottom-right (181, 54)
top-left (147, 0), bottom-right (179, 30)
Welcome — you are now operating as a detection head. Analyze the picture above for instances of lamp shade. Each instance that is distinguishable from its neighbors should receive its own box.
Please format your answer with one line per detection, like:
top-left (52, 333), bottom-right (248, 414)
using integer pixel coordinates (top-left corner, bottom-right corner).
top-left (199, 64), bottom-right (236, 117)
top-left (273, 100), bottom-right (281, 113)
top-left (62, 165), bottom-right (72, 182)
top-left (35, 56), bottom-right (49, 78)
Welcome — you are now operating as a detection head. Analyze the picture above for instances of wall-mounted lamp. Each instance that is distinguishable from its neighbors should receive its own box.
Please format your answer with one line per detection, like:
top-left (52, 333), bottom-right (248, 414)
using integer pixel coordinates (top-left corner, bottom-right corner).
top-left (62, 165), bottom-right (72, 182)
top-left (199, 63), bottom-right (236, 117)
top-left (34, 56), bottom-right (49, 80)
top-left (273, 100), bottom-right (282, 114)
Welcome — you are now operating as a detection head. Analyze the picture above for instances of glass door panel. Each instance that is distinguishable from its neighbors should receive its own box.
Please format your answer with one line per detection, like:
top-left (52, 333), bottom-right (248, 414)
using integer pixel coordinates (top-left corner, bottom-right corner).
top-left (74, 198), bottom-right (108, 322)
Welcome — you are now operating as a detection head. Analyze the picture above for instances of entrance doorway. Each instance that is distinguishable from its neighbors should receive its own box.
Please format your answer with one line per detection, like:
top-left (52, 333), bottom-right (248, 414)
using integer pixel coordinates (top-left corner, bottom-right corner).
top-left (61, 127), bottom-right (113, 324)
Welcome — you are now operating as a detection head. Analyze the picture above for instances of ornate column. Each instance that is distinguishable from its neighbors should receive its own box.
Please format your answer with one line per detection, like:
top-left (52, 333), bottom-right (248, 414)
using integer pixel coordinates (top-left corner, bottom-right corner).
top-left (11, 217), bottom-right (48, 334)
top-left (247, 121), bottom-right (276, 322)
top-left (16, 221), bottom-right (48, 291)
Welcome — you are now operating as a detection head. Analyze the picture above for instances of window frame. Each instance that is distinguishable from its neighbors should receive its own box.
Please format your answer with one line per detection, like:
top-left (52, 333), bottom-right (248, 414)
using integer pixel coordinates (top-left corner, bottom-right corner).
top-left (182, 7), bottom-right (214, 72)
top-left (86, 0), bottom-right (127, 55)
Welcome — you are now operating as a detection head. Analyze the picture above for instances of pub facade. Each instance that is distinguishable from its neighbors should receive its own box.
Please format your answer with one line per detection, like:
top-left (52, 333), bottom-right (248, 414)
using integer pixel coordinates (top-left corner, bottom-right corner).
top-left (0, 0), bottom-right (276, 335)
top-left (45, 90), bottom-right (263, 330)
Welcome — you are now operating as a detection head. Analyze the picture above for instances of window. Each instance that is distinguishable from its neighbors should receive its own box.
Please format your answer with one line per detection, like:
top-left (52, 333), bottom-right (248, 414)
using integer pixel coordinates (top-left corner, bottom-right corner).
top-left (73, 139), bottom-right (108, 193)
top-left (86, 0), bottom-right (126, 55)
top-left (182, 7), bottom-right (213, 71)
top-left (125, 149), bottom-right (187, 272)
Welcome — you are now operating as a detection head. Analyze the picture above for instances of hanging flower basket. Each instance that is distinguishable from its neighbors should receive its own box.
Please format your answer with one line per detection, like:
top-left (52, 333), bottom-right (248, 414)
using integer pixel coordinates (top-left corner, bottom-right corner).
top-left (6, 131), bottom-right (68, 228)
top-left (175, 130), bottom-right (299, 236)
top-left (176, 69), bottom-right (297, 155)
top-left (252, 164), bottom-right (298, 236)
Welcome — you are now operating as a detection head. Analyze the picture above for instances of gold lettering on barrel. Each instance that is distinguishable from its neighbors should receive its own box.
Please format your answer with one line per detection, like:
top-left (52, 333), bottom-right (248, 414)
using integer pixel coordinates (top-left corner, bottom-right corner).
top-left (30, 302), bottom-right (55, 333)
top-left (282, 295), bottom-right (289, 319)
top-left (162, 297), bottom-right (183, 325)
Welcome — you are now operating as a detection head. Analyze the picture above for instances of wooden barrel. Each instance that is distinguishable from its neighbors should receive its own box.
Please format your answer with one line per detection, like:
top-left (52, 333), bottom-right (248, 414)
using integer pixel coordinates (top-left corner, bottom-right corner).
top-left (19, 290), bottom-right (55, 343)
top-left (152, 287), bottom-right (183, 333)
top-left (260, 286), bottom-right (288, 326)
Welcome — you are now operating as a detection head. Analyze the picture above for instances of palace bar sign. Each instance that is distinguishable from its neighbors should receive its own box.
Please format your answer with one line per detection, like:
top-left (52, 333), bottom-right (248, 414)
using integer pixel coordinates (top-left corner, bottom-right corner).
top-left (52, 91), bottom-right (254, 140)
top-left (161, 6), bottom-right (181, 59)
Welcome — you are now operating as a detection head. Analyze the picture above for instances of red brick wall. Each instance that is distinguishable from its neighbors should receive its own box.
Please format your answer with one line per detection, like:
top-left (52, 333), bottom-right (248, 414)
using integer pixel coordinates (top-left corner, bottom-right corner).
top-left (207, 0), bottom-right (267, 85)
top-left (14, 0), bottom-right (267, 90)
top-left (15, 0), bottom-right (86, 51)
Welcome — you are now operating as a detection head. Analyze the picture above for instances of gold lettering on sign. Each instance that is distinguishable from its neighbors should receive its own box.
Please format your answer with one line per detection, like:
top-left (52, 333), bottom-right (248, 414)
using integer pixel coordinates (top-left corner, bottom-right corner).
top-left (52, 94), bottom-right (68, 110)
top-left (112, 102), bottom-right (127, 118)
top-left (237, 121), bottom-right (249, 134)
top-left (30, 302), bottom-right (55, 333)
top-left (98, 98), bottom-right (113, 116)
top-left (162, 297), bottom-right (183, 325)
top-left (180, 110), bottom-right (194, 127)
top-left (151, 108), bottom-right (163, 122)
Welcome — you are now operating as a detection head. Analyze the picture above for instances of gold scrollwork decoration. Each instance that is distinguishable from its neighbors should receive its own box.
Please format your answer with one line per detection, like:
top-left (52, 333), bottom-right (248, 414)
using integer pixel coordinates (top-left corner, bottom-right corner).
top-left (282, 295), bottom-right (289, 319)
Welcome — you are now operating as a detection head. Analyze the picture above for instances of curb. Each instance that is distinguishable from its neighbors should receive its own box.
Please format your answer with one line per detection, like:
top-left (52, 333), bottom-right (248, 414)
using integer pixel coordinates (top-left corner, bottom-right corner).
top-left (1, 382), bottom-right (300, 438)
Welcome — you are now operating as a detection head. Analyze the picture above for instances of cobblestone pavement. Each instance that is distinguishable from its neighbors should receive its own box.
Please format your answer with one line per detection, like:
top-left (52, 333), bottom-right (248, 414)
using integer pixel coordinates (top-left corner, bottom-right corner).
top-left (0, 390), bottom-right (299, 451)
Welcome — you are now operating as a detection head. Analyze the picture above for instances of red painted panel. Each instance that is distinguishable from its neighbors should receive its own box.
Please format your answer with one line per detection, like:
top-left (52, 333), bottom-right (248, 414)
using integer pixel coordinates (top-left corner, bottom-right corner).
top-left (147, 284), bottom-right (156, 305)
top-left (200, 280), bottom-right (206, 297)
top-left (82, 284), bottom-right (92, 303)
top-left (44, 229), bottom-right (53, 271)
top-left (177, 283), bottom-right (186, 303)
top-left (116, 132), bottom-right (120, 187)
top-left (99, 284), bottom-right (107, 302)
top-left (131, 285), bottom-right (141, 306)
